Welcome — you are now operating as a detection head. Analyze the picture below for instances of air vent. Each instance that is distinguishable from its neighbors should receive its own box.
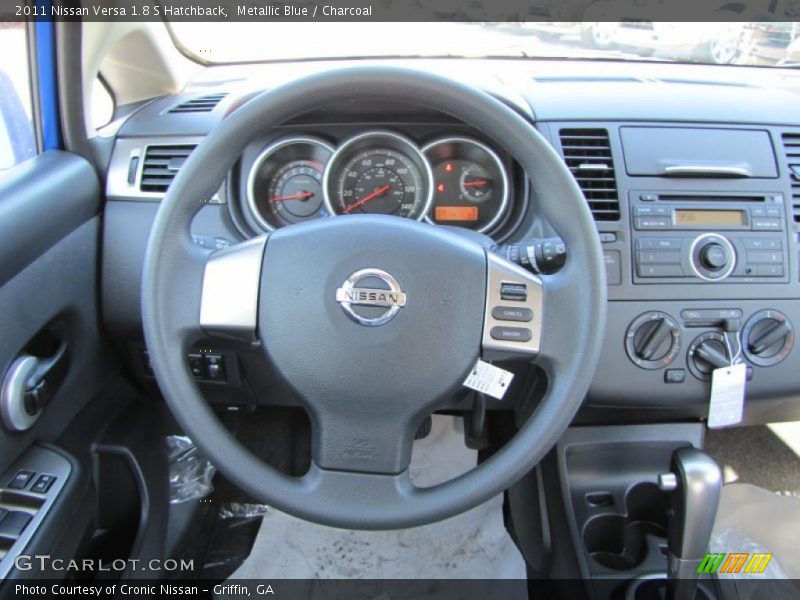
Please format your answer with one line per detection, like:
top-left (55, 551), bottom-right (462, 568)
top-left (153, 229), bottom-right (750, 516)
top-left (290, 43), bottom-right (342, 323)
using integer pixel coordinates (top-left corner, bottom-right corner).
top-left (781, 132), bottom-right (800, 224)
top-left (559, 128), bottom-right (620, 221)
top-left (139, 145), bottom-right (196, 193)
top-left (168, 93), bottom-right (227, 114)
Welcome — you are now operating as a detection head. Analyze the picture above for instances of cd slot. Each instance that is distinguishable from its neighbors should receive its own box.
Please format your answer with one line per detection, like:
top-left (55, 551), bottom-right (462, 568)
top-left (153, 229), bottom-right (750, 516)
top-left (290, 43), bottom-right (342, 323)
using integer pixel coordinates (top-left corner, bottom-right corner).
top-left (656, 194), bottom-right (766, 203)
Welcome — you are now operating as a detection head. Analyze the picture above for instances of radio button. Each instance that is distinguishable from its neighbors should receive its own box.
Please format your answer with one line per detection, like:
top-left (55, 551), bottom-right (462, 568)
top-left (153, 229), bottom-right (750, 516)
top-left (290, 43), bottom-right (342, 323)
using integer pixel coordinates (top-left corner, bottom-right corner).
top-left (743, 238), bottom-right (782, 250)
top-left (751, 207), bottom-right (767, 218)
top-left (765, 207), bottom-right (782, 218)
top-left (637, 238), bottom-right (683, 250)
top-left (756, 264), bottom-right (784, 277)
top-left (747, 250), bottom-right (784, 264)
top-left (752, 218), bottom-right (782, 231)
top-left (634, 205), bottom-right (655, 216)
top-left (637, 264), bottom-right (684, 278)
top-left (637, 251), bottom-right (681, 264)
top-left (635, 217), bottom-right (671, 230)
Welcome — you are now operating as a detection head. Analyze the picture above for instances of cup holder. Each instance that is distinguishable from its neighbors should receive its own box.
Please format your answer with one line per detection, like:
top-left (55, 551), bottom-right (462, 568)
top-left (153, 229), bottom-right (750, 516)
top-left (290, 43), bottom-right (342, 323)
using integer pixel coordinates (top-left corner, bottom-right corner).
top-left (583, 482), bottom-right (668, 571)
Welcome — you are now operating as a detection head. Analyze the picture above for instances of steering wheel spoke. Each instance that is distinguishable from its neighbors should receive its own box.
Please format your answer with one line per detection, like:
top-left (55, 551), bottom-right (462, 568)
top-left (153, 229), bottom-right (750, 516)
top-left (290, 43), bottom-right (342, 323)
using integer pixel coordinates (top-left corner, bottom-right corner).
top-left (199, 236), bottom-right (267, 341)
top-left (480, 253), bottom-right (544, 362)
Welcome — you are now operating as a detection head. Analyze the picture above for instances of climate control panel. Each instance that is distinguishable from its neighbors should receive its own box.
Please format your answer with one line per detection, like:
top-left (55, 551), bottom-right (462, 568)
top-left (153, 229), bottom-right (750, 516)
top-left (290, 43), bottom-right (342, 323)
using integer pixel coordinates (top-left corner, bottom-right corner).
top-left (625, 308), bottom-right (795, 380)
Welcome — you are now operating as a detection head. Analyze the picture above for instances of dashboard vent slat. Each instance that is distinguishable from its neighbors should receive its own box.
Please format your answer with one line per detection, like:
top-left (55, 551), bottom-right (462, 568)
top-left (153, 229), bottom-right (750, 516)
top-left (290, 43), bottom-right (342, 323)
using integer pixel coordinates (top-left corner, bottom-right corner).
top-left (559, 128), bottom-right (621, 221)
top-left (782, 133), bottom-right (800, 224)
top-left (139, 144), bottom-right (197, 193)
top-left (168, 93), bottom-right (227, 114)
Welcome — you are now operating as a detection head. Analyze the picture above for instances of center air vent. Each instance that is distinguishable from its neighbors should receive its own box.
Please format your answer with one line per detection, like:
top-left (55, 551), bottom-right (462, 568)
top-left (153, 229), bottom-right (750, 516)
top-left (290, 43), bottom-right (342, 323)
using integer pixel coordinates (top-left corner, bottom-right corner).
top-left (781, 132), bottom-right (800, 224)
top-left (559, 128), bottom-right (620, 221)
top-left (139, 145), bottom-right (196, 193)
top-left (168, 93), bottom-right (227, 114)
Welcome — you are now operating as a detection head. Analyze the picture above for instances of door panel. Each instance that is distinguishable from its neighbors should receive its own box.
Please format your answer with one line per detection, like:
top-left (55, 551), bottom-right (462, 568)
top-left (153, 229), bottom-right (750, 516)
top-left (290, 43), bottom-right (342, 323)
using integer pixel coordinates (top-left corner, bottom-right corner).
top-left (0, 151), bottom-right (107, 470)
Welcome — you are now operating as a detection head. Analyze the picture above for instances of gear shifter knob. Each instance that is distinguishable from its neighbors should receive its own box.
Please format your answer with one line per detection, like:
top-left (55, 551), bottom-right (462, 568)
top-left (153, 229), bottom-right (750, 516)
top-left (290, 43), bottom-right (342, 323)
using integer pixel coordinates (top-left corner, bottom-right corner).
top-left (660, 447), bottom-right (722, 600)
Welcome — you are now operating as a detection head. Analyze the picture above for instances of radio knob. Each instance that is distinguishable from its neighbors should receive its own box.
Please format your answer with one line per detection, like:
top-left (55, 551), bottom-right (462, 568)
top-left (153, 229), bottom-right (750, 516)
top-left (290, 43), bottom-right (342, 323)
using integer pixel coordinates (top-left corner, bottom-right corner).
top-left (699, 243), bottom-right (728, 271)
top-left (689, 234), bottom-right (736, 281)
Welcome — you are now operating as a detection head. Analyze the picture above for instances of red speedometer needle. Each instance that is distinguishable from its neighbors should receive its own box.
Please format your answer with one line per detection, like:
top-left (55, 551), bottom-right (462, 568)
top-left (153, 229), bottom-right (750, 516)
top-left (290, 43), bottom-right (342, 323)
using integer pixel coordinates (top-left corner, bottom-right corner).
top-left (344, 184), bottom-right (391, 214)
top-left (463, 179), bottom-right (488, 188)
top-left (269, 191), bottom-right (314, 204)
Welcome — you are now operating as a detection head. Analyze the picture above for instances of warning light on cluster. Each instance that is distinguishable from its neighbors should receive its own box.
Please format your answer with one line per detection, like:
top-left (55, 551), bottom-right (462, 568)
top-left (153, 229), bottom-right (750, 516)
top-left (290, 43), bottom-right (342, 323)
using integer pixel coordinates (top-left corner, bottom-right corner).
top-left (437, 183), bottom-right (446, 193)
top-left (445, 162), bottom-right (454, 172)
top-left (435, 206), bottom-right (479, 222)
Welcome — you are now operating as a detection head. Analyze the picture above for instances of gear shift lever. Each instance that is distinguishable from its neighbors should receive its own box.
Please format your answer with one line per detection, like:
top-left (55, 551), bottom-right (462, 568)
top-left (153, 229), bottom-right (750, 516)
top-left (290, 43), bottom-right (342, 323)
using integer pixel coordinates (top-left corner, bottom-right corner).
top-left (658, 447), bottom-right (722, 600)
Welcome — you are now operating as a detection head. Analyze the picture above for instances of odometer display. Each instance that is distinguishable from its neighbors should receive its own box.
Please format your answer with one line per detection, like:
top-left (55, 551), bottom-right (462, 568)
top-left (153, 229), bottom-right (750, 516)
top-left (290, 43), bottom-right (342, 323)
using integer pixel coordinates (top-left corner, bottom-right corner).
top-left (324, 131), bottom-right (433, 221)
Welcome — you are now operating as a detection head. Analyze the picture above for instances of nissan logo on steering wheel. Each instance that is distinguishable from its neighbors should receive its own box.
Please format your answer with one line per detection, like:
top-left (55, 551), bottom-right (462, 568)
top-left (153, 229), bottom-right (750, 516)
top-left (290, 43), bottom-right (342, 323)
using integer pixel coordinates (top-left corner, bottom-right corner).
top-left (335, 268), bottom-right (407, 327)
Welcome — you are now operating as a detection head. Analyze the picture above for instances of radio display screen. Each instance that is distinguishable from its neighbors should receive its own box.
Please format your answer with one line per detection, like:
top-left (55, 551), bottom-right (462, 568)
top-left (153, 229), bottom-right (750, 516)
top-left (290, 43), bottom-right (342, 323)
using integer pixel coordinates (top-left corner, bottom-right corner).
top-left (674, 209), bottom-right (745, 227)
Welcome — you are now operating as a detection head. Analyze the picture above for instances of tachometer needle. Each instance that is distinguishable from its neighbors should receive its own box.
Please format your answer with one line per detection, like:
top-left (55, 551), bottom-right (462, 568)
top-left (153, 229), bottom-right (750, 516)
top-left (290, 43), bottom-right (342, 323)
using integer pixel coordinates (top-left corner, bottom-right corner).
top-left (269, 191), bottom-right (314, 204)
top-left (463, 179), bottom-right (489, 188)
top-left (344, 184), bottom-right (391, 214)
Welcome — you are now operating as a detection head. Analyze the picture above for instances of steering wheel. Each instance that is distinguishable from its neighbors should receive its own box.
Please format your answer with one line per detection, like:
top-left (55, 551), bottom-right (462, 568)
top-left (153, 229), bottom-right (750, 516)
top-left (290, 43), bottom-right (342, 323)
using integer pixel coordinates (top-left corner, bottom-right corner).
top-left (142, 67), bottom-right (606, 530)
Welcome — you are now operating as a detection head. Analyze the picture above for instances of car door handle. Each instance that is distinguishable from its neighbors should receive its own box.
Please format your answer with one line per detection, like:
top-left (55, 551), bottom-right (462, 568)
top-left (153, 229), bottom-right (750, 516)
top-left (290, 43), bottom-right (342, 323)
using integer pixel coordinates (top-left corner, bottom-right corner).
top-left (1, 342), bottom-right (68, 431)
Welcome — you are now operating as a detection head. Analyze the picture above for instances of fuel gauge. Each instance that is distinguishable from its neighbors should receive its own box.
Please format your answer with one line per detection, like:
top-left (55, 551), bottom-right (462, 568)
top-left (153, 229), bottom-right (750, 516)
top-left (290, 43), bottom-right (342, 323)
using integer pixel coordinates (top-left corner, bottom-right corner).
top-left (423, 137), bottom-right (509, 233)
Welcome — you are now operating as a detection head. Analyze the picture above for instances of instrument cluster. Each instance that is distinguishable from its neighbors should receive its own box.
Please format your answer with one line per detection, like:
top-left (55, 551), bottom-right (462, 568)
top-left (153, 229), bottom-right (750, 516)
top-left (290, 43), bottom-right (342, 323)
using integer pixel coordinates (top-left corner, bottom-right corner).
top-left (242, 130), bottom-right (513, 235)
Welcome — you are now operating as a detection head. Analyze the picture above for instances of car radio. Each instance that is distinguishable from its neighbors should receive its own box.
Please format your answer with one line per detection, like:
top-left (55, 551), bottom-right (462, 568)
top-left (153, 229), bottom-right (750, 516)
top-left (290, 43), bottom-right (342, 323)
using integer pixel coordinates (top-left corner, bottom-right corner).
top-left (630, 192), bottom-right (788, 283)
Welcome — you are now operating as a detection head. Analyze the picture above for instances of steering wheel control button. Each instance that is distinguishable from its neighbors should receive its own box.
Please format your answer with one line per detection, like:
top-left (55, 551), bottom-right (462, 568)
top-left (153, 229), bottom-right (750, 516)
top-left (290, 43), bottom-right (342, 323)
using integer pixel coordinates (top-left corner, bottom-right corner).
top-left (499, 282), bottom-right (527, 302)
top-left (31, 474), bottom-right (56, 494)
top-left (491, 306), bottom-right (533, 322)
top-left (8, 470), bottom-right (35, 490)
top-left (335, 268), bottom-right (407, 327)
top-left (490, 326), bottom-right (533, 343)
top-left (664, 369), bottom-right (686, 384)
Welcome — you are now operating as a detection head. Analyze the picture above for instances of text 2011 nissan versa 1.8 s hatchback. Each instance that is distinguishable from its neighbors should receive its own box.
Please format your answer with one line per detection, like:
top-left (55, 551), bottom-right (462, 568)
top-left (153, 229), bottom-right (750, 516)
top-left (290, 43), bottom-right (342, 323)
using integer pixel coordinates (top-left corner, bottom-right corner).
top-left (0, 8), bottom-right (799, 600)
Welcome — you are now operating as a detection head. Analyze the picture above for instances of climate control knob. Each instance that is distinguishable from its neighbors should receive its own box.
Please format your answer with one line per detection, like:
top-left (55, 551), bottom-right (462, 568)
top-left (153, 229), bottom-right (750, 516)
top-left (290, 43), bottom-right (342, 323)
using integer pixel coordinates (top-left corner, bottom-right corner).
top-left (625, 312), bottom-right (681, 370)
top-left (687, 332), bottom-right (731, 380)
top-left (742, 310), bottom-right (794, 367)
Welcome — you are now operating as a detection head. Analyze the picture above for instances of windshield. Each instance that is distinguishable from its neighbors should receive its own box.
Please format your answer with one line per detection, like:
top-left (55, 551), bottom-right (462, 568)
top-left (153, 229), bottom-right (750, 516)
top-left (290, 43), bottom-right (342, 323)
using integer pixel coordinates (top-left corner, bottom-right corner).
top-left (171, 22), bottom-right (800, 66)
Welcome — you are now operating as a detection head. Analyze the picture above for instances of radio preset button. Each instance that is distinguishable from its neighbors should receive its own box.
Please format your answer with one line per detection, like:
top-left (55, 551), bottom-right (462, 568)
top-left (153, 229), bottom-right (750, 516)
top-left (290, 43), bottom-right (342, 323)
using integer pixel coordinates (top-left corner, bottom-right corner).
top-left (747, 250), bottom-right (784, 264)
top-left (756, 264), bottom-right (784, 277)
top-left (637, 238), bottom-right (683, 250)
top-left (636, 264), bottom-right (684, 278)
top-left (637, 251), bottom-right (681, 264)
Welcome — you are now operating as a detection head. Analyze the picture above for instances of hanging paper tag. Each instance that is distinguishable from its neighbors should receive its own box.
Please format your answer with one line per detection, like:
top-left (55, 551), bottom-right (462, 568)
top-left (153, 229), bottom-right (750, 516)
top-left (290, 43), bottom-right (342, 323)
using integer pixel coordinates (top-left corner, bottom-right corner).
top-left (708, 363), bottom-right (746, 429)
top-left (463, 359), bottom-right (514, 400)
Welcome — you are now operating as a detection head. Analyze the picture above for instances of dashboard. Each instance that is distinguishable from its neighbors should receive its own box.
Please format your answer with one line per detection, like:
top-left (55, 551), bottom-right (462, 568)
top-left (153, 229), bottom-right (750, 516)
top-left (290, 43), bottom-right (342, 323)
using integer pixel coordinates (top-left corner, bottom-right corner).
top-left (100, 58), bottom-right (800, 426)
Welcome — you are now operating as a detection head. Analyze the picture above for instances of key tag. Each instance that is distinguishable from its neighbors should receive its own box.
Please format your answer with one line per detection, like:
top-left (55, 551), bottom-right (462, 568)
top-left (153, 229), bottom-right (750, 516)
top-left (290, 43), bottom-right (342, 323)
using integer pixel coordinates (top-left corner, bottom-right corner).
top-left (463, 359), bottom-right (514, 400)
top-left (708, 330), bottom-right (746, 429)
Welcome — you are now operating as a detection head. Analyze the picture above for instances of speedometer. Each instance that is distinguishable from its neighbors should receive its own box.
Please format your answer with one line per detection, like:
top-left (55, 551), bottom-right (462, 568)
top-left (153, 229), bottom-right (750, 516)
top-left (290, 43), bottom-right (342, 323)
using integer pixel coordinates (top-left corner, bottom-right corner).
top-left (323, 131), bottom-right (433, 220)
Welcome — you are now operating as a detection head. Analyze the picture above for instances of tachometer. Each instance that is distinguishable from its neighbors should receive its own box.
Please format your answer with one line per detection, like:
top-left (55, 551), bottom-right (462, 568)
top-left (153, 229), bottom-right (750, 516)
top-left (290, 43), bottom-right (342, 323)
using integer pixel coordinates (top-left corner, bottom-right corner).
top-left (246, 137), bottom-right (333, 231)
top-left (324, 131), bottom-right (433, 220)
top-left (422, 137), bottom-right (509, 233)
